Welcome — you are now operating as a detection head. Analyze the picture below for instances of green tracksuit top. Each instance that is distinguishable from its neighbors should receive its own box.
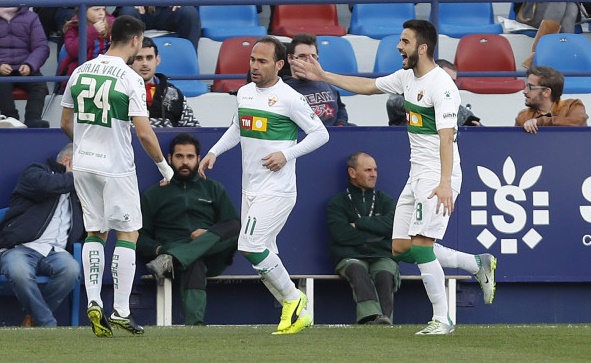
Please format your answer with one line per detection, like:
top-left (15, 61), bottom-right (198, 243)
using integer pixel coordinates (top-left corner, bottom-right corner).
top-left (137, 175), bottom-right (239, 260)
top-left (327, 181), bottom-right (396, 264)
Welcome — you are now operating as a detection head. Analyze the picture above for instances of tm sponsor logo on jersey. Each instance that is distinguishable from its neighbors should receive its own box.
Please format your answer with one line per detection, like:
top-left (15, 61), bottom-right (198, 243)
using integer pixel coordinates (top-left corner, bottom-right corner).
top-left (241, 115), bottom-right (268, 132)
top-left (406, 110), bottom-right (423, 126)
top-left (470, 157), bottom-right (549, 255)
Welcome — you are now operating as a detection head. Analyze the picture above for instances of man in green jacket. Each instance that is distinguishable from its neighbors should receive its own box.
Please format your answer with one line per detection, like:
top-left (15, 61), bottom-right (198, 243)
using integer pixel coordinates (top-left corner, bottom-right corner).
top-left (327, 152), bottom-right (401, 325)
top-left (138, 133), bottom-right (240, 325)
top-left (328, 152), bottom-right (497, 325)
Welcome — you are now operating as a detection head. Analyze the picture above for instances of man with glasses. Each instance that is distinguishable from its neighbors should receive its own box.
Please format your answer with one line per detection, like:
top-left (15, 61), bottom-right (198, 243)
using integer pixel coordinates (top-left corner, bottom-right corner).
top-left (516, 66), bottom-right (588, 133)
top-left (284, 34), bottom-right (350, 127)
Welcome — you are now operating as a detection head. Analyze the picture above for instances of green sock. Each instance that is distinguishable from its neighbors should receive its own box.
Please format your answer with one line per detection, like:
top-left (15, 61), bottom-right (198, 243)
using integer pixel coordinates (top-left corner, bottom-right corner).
top-left (411, 245), bottom-right (436, 264)
top-left (393, 250), bottom-right (416, 263)
top-left (244, 249), bottom-right (270, 265)
top-left (85, 235), bottom-right (105, 246)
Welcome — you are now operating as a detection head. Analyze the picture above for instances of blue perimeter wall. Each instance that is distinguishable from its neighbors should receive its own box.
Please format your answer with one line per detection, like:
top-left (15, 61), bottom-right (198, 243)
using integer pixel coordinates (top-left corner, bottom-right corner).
top-left (1, 127), bottom-right (591, 326)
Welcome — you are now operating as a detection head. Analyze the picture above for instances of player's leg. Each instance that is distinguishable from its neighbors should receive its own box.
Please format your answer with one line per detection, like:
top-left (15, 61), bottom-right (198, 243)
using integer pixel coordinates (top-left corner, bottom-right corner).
top-left (409, 179), bottom-right (456, 335)
top-left (433, 243), bottom-right (497, 304)
top-left (73, 171), bottom-right (112, 337)
top-left (104, 175), bottom-right (144, 335)
top-left (239, 194), bottom-right (310, 334)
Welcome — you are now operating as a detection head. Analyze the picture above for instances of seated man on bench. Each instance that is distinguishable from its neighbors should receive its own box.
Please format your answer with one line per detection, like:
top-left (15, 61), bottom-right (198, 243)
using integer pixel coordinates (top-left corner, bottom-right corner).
top-left (328, 152), bottom-right (497, 325)
top-left (0, 143), bottom-right (83, 326)
top-left (137, 133), bottom-right (240, 326)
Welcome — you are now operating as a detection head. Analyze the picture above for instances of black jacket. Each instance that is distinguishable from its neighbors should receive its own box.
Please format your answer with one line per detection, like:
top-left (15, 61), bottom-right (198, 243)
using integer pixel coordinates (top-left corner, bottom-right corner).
top-left (148, 73), bottom-right (197, 127)
top-left (0, 158), bottom-right (85, 251)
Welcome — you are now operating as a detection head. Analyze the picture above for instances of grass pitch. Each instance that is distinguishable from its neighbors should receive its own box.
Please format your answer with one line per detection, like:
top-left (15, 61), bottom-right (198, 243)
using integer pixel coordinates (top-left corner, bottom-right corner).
top-left (0, 324), bottom-right (589, 362)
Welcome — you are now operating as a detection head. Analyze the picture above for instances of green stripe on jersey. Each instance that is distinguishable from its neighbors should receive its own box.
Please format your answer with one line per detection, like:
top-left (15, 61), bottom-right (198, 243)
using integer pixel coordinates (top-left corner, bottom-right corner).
top-left (71, 75), bottom-right (131, 128)
top-left (404, 100), bottom-right (437, 135)
top-left (238, 108), bottom-right (298, 141)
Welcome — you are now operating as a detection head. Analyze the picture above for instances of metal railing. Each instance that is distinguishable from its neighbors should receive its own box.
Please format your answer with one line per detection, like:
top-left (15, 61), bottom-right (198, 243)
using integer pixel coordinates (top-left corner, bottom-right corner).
top-left (0, 0), bottom-right (589, 86)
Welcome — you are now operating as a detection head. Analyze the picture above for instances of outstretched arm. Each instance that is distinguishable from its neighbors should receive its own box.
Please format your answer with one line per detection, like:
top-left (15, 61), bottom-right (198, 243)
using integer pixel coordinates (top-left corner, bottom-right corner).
top-left (291, 56), bottom-right (382, 95)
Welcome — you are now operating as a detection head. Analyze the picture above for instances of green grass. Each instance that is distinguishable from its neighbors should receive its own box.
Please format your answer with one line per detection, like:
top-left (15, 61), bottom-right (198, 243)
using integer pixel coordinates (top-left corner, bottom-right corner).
top-left (0, 324), bottom-right (589, 362)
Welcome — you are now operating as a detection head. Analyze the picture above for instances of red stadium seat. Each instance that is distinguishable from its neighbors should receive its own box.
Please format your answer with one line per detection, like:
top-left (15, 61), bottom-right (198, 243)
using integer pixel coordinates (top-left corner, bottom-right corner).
top-left (12, 87), bottom-right (28, 100)
top-left (454, 34), bottom-right (525, 94)
top-left (211, 36), bottom-right (259, 94)
top-left (270, 5), bottom-right (346, 37)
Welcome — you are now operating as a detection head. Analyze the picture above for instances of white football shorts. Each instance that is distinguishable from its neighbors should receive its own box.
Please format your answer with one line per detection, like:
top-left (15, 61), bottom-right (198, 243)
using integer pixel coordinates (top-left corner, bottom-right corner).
top-left (73, 170), bottom-right (142, 233)
top-left (392, 178), bottom-right (459, 241)
top-left (238, 193), bottom-right (296, 254)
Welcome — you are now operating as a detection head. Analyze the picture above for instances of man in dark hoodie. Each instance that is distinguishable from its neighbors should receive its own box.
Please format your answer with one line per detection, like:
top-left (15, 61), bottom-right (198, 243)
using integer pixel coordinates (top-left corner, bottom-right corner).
top-left (0, 144), bottom-right (84, 326)
top-left (131, 36), bottom-right (200, 128)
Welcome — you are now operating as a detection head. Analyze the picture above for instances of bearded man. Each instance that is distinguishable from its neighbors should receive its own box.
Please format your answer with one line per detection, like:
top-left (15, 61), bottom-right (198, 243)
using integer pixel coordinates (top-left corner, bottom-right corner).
top-left (137, 132), bottom-right (240, 325)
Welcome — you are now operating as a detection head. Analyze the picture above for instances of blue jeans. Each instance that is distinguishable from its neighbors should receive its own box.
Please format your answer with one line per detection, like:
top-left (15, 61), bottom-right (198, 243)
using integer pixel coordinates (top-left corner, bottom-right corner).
top-left (0, 245), bottom-right (79, 326)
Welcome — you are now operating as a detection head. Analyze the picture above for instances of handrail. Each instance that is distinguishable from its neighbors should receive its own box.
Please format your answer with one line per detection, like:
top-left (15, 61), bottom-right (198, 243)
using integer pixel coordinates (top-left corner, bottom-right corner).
top-left (1, 0), bottom-right (589, 86)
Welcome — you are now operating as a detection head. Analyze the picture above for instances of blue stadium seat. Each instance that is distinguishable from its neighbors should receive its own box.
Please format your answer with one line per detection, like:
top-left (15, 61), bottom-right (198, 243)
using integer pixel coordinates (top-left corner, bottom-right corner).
top-left (533, 34), bottom-right (591, 93)
top-left (434, 3), bottom-right (503, 38)
top-left (348, 4), bottom-right (415, 40)
top-left (373, 34), bottom-right (403, 75)
top-left (317, 36), bottom-right (358, 96)
top-left (151, 37), bottom-right (209, 97)
top-left (200, 5), bottom-right (266, 41)
top-left (0, 207), bottom-right (82, 326)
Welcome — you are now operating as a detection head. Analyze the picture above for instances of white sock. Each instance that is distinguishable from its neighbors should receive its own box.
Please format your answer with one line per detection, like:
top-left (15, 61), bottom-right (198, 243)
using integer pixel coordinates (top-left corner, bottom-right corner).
top-left (111, 244), bottom-right (136, 317)
top-left (418, 259), bottom-right (449, 324)
top-left (83, 241), bottom-right (104, 308)
top-left (434, 243), bottom-right (479, 274)
top-left (253, 253), bottom-right (300, 301)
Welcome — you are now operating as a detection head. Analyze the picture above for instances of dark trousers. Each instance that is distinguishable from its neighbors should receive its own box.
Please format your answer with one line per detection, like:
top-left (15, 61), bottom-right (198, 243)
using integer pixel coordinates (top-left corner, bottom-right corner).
top-left (0, 71), bottom-right (48, 122)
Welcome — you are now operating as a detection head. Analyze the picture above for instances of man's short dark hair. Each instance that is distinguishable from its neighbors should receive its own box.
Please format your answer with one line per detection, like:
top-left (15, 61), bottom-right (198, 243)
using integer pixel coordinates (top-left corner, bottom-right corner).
top-left (111, 15), bottom-right (145, 45)
top-left (142, 36), bottom-right (159, 56)
top-left (287, 34), bottom-right (318, 56)
top-left (347, 152), bottom-right (370, 170)
top-left (526, 66), bottom-right (564, 102)
top-left (403, 19), bottom-right (438, 59)
top-left (256, 35), bottom-right (286, 63)
top-left (435, 59), bottom-right (457, 72)
top-left (169, 133), bottom-right (201, 156)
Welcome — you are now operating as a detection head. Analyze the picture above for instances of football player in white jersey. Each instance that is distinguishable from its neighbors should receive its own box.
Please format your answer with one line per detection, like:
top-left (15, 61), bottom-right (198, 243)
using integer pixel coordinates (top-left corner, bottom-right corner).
top-left (199, 36), bottom-right (329, 335)
top-left (60, 15), bottom-right (173, 338)
top-left (291, 20), bottom-right (497, 335)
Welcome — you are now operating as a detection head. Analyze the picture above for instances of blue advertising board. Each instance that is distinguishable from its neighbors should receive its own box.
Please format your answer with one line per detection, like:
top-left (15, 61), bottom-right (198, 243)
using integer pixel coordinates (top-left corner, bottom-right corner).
top-left (1, 127), bottom-right (590, 283)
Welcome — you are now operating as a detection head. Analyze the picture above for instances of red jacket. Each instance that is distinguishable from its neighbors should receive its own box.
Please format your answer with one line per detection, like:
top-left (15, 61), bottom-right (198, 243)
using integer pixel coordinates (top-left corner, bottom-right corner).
top-left (57, 12), bottom-right (115, 77)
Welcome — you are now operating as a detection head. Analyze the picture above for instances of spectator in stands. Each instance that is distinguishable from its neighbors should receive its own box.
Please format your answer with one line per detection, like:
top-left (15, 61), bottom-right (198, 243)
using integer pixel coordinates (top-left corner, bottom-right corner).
top-left (284, 34), bottom-right (349, 127)
top-left (114, 6), bottom-right (201, 52)
top-left (516, 65), bottom-right (588, 133)
top-left (0, 7), bottom-right (50, 128)
top-left (327, 152), bottom-right (400, 325)
top-left (130, 37), bottom-right (200, 128)
top-left (138, 133), bottom-right (239, 326)
top-left (514, 3), bottom-right (578, 68)
top-left (0, 144), bottom-right (83, 327)
top-left (387, 59), bottom-right (481, 126)
top-left (33, 7), bottom-right (75, 56)
top-left (58, 6), bottom-right (115, 78)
